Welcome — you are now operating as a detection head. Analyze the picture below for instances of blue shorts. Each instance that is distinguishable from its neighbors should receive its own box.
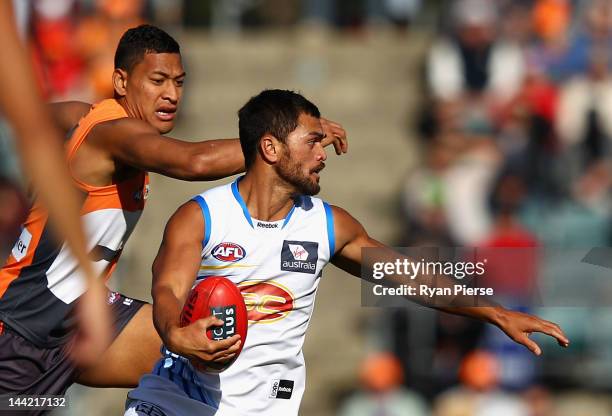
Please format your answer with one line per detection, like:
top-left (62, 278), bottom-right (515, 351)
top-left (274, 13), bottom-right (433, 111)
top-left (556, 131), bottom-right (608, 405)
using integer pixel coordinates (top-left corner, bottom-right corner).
top-left (125, 374), bottom-right (219, 416)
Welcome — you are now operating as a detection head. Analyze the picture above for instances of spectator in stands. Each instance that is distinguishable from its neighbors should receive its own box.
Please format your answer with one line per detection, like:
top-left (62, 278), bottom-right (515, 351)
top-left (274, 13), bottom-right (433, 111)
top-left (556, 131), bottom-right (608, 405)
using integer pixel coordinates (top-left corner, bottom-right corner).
top-left (433, 350), bottom-right (530, 416)
top-left (338, 352), bottom-right (428, 416)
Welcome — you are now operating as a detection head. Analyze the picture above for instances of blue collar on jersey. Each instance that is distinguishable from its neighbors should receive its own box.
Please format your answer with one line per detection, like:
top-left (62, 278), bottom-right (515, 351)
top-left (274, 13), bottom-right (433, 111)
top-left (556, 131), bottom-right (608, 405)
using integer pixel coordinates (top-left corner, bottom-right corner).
top-left (231, 177), bottom-right (296, 229)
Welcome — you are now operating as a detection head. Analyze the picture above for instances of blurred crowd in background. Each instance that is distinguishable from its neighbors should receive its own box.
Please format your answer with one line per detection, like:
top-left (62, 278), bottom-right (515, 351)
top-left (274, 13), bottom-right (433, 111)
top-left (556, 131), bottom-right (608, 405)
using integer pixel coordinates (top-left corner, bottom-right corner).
top-left (1, 0), bottom-right (611, 415)
top-left (393, 0), bottom-right (612, 415)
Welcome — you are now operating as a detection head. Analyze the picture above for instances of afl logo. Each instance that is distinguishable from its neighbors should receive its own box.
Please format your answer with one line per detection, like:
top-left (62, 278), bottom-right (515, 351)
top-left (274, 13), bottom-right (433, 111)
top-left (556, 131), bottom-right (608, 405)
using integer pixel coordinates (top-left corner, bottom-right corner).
top-left (238, 281), bottom-right (294, 323)
top-left (212, 242), bottom-right (246, 262)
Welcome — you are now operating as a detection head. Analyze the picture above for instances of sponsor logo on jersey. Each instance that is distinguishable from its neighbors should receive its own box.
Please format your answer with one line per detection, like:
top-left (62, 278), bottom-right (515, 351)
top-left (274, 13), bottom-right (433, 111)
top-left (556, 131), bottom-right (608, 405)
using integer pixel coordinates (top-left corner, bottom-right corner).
top-left (281, 240), bottom-right (318, 274)
top-left (106, 291), bottom-right (121, 305)
top-left (11, 227), bottom-right (32, 262)
top-left (238, 281), bottom-right (294, 323)
top-left (212, 242), bottom-right (246, 262)
top-left (210, 305), bottom-right (237, 340)
top-left (269, 379), bottom-right (294, 399)
top-left (133, 184), bottom-right (150, 202)
top-left (289, 244), bottom-right (308, 260)
top-left (256, 221), bottom-right (279, 229)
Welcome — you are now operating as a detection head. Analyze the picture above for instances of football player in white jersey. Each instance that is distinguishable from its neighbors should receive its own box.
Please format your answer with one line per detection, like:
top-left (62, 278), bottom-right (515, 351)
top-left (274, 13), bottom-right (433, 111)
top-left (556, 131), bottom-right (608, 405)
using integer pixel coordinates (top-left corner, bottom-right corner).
top-left (125, 90), bottom-right (569, 416)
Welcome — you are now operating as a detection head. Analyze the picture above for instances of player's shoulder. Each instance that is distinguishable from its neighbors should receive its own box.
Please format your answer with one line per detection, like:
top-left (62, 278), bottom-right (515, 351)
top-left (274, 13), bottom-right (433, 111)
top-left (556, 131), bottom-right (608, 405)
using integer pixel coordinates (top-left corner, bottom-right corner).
top-left (161, 199), bottom-right (206, 244)
top-left (186, 183), bottom-right (235, 234)
top-left (94, 115), bottom-right (154, 134)
top-left (87, 116), bottom-right (156, 148)
top-left (292, 195), bottom-right (327, 213)
top-left (191, 182), bottom-right (235, 215)
top-left (300, 198), bottom-right (346, 218)
top-left (196, 181), bottom-right (234, 201)
top-left (328, 204), bottom-right (364, 231)
top-left (168, 198), bottom-right (206, 231)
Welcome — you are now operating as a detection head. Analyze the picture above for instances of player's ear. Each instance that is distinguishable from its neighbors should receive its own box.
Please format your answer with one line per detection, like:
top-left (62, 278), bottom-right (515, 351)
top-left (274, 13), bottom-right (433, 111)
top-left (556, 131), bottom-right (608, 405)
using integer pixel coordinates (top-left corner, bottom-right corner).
top-left (259, 134), bottom-right (281, 164)
top-left (112, 69), bottom-right (128, 97)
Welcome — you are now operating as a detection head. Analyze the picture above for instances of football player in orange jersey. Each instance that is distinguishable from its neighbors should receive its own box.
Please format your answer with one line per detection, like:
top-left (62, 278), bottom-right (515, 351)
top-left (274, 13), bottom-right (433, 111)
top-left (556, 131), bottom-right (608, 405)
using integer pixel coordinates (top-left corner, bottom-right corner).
top-left (0, 24), bottom-right (347, 400)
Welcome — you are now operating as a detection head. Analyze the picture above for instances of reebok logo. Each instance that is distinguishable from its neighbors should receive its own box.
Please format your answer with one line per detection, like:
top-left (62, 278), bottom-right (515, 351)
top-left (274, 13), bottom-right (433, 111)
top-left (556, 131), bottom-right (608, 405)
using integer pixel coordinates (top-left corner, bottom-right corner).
top-left (269, 379), bottom-right (294, 399)
top-left (281, 240), bottom-right (318, 274)
top-left (256, 221), bottom-right (279, 229)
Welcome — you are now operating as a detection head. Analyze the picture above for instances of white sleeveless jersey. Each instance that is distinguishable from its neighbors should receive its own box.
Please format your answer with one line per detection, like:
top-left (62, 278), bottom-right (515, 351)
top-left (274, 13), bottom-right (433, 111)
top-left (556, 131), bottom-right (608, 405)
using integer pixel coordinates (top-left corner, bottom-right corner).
top-left (188, 178), bottom-right (335, 415)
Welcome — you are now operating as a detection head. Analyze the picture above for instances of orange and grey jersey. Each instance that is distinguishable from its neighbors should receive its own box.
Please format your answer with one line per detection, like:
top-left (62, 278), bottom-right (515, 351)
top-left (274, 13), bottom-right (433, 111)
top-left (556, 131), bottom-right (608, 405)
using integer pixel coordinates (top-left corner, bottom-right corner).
top-left (0, 99), bottom-right (149, 348)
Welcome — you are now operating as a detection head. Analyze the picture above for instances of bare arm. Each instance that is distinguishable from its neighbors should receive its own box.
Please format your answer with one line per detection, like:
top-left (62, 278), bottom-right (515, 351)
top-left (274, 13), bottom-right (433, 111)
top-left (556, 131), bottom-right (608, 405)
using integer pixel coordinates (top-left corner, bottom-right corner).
top-left (152, 201), bottom-right (241, 364)
top-left (330, 205), bottom-right (569, 355)
top-left (48, 101), bottom-right (91, 137)
top-left (0, 2), bottom-right (109, 365)
top-left (93, 118), bottom-right (245, 181)
top-left (90, 114), bottom-right (348, 181)
top-left (0, 4), bottom-right (91, 273)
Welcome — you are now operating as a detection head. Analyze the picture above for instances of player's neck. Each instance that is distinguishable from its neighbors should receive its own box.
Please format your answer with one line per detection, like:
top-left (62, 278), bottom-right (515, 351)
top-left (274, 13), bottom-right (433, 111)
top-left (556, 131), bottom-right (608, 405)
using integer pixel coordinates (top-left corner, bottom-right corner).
top-left (238, 172), bottom-right (295, 222)
top-left (116, 97), bottom-right (143, 122)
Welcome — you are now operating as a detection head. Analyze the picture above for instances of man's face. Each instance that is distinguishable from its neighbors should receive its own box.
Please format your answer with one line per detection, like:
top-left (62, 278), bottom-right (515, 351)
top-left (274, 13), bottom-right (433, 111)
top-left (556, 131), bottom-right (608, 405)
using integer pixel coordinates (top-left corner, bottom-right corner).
top-left (124, 52), bottom-right (185, 134)
top-left (276, 113), bottom-right (327, 196)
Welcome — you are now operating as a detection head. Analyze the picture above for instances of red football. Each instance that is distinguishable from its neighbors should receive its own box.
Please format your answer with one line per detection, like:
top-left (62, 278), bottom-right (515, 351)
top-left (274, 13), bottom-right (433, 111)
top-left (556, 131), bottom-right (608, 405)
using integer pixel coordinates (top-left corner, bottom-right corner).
top-left (180, 276), bottom-right (248, 372)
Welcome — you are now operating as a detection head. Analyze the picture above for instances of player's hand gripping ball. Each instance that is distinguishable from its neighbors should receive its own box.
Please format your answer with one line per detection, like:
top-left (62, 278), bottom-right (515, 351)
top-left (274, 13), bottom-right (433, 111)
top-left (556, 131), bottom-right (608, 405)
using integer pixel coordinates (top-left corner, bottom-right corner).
top-left (180, 277), bottom-right (248, 372)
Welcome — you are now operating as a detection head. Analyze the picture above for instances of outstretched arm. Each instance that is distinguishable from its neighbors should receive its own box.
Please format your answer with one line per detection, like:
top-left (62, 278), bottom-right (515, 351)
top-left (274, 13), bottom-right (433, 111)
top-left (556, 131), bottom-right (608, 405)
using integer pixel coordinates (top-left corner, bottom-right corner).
top-left (48, 97), bottom-right (349, 182)
top-left (152, 201), bottom-right (241, 365)
top-left (87, 115), bottom-right (348, 181)
top-left (329, 205), bottom-right (569, 355)
top-left (95, 118), bottom-right (245, 180)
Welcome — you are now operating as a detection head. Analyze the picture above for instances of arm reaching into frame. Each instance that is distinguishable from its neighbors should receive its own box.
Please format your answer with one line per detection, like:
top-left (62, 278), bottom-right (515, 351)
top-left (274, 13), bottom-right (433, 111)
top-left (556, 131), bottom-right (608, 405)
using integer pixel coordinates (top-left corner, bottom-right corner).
top-left (90, 115), bottom-right (348, 181)
top-left (48, 103), bottom-right (348, 182)
top-left (0, 2), bottom-right (110, 366)
top-left (329, 205), bottom-right (569, 356)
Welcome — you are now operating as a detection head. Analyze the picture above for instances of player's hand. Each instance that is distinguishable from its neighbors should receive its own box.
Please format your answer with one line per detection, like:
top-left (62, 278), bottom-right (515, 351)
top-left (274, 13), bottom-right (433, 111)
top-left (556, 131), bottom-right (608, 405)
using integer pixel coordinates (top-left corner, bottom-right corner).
top-left (495, 309), bottom-right (569, 355)
top-left (167, 316), bottom-right (242, 366)
top-left (70, 280), bottom-right (112, 366)
top-left (320, 117), bottom-right (348, 155)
